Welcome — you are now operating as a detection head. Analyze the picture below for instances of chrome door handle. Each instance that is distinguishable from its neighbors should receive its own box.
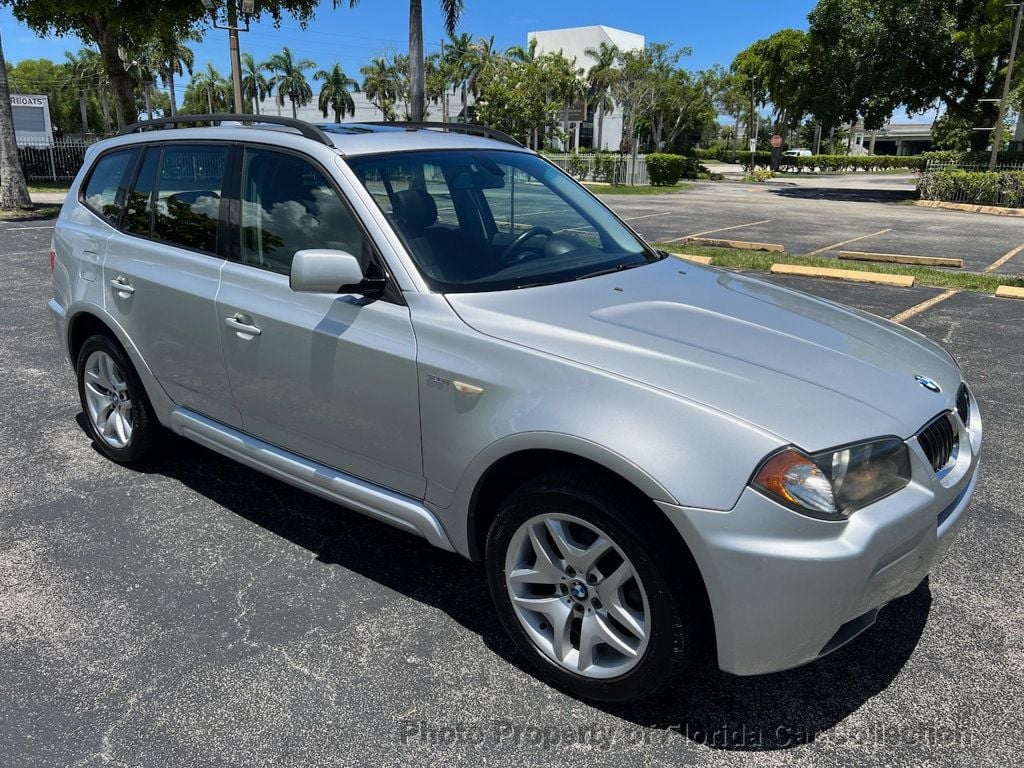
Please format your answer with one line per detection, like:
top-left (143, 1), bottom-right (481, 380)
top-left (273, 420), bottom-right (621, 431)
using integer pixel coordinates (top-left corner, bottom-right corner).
top-left (224, 314), bottom-right (262, 337)
top-left (109, 276), bottom-right (134, 295)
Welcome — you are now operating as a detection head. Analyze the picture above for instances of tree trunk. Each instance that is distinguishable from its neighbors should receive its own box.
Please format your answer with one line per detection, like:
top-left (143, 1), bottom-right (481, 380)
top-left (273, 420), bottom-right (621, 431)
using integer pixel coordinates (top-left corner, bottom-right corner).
top-left (79, 92), bottom-right (89, 134)
top-left (101, 91), bottom-right (111, 133)
top-left (253, 91), bottom-right (261, 115)
top-left (167, 72), bottom-right (177, 117)
top-left (334, 108), bottom-right (341, 123)
top-left (0, 31), bottom-right (32, 210)
top-left (144, 82), bottom-right (153, 121)
top-left (596, 100), bottom-right (604, 151)
top-left (87, 15), bottom-right (134, 127)
top-left (207, 87), bottom-right (214, 115)
top-left (291, 96), bottom-right (298, 119)
top-left (408, 0), bottom-right (425, 122)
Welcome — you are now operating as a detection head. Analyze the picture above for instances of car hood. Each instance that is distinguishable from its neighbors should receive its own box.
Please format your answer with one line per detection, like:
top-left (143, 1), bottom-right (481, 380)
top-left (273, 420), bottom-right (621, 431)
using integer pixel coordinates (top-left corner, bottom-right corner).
top-left (445, 257), bottom-right (961, 451)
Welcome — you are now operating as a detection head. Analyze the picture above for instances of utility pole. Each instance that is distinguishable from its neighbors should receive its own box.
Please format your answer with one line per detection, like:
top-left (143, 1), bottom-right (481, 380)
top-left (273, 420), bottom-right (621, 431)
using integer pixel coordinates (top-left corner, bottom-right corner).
top-left (748, 75), bottom-right (757, 170)
top-left (204, 0), bottom-right (253, 115)
top-left (990, 1), bottom-right (1024, 171)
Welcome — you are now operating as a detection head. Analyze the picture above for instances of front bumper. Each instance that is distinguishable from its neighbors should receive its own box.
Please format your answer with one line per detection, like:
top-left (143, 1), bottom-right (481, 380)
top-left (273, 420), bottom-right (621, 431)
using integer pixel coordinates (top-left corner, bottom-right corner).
top-left (660, 399), bottom-right (982, 676)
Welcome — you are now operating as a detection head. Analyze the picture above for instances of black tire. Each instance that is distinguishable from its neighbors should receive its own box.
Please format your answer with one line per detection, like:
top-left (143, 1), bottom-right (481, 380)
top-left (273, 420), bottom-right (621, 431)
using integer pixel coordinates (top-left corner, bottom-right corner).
top-left (485, 468), bottom-right (707, 703)
top-left (76, 333), bottom-right (164, 464)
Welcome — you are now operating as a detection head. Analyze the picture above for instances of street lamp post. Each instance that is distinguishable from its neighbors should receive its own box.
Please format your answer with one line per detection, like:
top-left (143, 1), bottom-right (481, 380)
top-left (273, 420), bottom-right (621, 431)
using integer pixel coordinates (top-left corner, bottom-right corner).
top-left (202, 0), bottom-right (255, 115)
top-left (990, 1), bottom-right (1024, 171)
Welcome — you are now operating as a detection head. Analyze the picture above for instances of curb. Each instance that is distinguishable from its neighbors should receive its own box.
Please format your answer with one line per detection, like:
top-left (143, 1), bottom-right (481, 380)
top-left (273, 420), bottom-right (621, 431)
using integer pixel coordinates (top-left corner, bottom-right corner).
top-left (770, 263), bottom-right (915, 287)
top-left (685, 237), bottom-right (784, 252)
top-left (995, 285), bottom-right (1024, 300)
top-left (914, 200), bottom-right (1024, 217)
top-left (669, 253), bottom-right (713, 265)
top-left (839, 250), bottom-right (963, 269)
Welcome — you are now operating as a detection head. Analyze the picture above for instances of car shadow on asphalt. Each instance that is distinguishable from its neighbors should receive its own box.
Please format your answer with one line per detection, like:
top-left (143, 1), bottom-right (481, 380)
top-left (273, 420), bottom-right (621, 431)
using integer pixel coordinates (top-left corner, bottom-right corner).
top-left (769, 186), bottom-right (918, 205)
top-left (84, 420), bottom-right (931, 752)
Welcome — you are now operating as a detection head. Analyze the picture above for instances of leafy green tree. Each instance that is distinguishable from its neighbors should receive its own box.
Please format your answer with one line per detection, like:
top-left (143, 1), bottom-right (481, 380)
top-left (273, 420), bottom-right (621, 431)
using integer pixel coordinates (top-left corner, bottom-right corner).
top-left (264, 46), bottom-right (315, 119)
top-left (0, 28), bottom-right (31, 210)
top-left (314, 63), bottom-right (359, 122)
top-left (612, 43), bottom-right (687, 154)
top-left (2, 0), bottom-right (319, 127)
top-left (474, 55), bottom-right (560, 147)
top-left (241, 53), bottom-right (270, 115)
top-left (806, 0), bottom-right (1024, 152)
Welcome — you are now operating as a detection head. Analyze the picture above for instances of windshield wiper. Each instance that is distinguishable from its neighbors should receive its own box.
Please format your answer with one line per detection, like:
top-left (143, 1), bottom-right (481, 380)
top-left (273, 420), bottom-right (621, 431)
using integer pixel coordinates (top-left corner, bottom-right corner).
top-left (575, 262), bottom-right (647, 281)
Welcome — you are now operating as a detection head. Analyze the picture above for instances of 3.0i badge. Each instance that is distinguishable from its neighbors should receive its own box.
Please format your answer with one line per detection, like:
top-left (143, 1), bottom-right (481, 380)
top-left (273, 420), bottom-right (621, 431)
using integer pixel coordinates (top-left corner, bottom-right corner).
top-left (915, 374), bottom-right (941, 393)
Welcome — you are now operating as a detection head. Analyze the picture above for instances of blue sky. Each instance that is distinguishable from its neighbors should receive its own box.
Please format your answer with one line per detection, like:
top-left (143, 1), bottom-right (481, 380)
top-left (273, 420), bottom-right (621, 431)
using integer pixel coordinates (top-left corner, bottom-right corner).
top-left (2, 0), bottom-right (819, 83)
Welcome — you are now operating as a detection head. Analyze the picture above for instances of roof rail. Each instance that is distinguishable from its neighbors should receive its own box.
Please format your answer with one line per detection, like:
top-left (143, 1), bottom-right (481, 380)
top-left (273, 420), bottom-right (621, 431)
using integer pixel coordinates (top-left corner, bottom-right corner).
top-left (361, 121), bottom-right (525, 148)
top-left (117, 114), bottom-right (332, 146)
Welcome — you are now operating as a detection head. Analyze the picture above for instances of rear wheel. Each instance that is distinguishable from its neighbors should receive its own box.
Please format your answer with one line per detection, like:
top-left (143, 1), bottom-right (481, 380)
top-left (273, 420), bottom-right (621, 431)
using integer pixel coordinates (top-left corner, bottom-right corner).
top-left (76, 334), bottom-right (163, 463)
top-left (485, 469), bottom-right (706, 702)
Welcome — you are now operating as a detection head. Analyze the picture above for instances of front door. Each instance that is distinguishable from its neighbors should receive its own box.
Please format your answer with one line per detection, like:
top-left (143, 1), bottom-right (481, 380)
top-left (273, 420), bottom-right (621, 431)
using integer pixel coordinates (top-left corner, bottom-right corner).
top-left (216, 146), bottom-right (423, 497)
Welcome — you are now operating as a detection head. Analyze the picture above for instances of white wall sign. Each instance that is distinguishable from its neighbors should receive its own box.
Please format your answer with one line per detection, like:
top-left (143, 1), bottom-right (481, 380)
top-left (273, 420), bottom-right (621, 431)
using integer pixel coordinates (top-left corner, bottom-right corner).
top-left (10, 94), bottom-right (54, 147)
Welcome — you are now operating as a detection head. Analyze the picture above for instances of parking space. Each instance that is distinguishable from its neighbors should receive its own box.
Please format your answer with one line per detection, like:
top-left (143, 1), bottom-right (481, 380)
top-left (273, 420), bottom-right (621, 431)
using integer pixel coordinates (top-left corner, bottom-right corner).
top-left (606, 179), bottom-right (1024, 275)
top-left (2, 217), bottom-right (1022, 767)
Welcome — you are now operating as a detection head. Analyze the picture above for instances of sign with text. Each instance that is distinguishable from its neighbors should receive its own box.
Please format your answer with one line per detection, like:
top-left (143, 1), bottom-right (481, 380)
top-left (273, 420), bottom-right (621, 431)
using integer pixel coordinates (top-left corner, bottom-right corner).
top-left (10, 94), bottom-right (53, 147)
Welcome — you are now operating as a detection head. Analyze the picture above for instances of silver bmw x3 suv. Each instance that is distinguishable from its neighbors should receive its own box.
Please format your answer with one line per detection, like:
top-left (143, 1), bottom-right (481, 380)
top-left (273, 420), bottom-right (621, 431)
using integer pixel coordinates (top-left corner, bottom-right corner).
top-left (49, 116), bottom-right (981, 702)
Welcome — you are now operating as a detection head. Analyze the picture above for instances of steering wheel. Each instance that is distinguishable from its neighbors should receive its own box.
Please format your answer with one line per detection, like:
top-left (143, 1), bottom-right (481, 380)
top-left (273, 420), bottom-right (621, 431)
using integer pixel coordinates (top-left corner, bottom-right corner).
top-left (500, 226), bottom-right (553, 263)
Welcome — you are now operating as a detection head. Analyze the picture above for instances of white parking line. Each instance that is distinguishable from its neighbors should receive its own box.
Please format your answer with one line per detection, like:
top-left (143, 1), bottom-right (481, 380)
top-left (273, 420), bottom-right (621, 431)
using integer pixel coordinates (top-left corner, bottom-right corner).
top-left (663, 219), bottom-right (773, 243)
top-left (804, 228), bottom-right (891, 257)
top-left (622, 211), bottom-right (678, 222)
top-left (3, 225), bottom-right (54, 231)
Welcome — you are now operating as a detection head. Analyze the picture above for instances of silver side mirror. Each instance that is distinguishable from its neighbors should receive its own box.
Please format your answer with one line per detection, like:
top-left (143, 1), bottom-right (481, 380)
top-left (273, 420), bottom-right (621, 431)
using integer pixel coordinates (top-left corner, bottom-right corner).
top-left (289, 249), bottom-right (366, 293)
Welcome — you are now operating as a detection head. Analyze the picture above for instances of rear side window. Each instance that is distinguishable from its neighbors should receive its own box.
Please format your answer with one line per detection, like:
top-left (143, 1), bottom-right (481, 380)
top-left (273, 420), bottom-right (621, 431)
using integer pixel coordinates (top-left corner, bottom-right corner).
top-left (82, 149), bottom-right (135, 223)
top-left (153, 145), bottom-right (228, 253)
top-left (122, 144), bottom-right (227, 253)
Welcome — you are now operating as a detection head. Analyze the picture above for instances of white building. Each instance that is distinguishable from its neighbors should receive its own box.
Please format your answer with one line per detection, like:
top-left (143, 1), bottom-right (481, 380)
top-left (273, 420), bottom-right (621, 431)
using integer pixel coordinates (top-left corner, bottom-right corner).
top-left (529, 25), bottom-right (645, 151)
top-left (850, 122), bottom-right (934, 156)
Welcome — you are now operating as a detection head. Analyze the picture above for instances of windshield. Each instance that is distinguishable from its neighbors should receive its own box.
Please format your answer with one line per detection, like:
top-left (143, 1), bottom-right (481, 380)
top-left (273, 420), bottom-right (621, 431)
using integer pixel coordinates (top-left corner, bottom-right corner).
top-left (345, 149), bottom-right (660, 293)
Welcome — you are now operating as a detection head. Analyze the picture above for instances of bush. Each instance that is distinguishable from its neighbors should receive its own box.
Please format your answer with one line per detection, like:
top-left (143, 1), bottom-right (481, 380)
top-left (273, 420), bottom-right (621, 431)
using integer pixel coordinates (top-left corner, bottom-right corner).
top-left (646, 153), bottom-right (710, 184)
top-left (921, 150), bottom-right (1024, 167)
top-left (594, 153), bottom-right (624, 183)
top-left (744, 168), bottom-right (775, 183)
top-left (567, 153), bottom-right (590, 180)
top-left (646, 153), bottom-right (686, 185)
top-left (918, 169), bottom-right (1024, 208)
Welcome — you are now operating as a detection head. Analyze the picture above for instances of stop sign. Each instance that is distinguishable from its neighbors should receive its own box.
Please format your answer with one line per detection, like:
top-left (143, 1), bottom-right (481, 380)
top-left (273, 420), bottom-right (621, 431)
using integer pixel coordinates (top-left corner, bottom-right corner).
top-left (770, 134), bottom-right (783, 148)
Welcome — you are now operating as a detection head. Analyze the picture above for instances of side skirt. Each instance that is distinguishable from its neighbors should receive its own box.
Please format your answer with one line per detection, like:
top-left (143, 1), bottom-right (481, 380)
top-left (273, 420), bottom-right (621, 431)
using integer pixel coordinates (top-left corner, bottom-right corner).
top-left (168, 407), bottom-right (456, 552)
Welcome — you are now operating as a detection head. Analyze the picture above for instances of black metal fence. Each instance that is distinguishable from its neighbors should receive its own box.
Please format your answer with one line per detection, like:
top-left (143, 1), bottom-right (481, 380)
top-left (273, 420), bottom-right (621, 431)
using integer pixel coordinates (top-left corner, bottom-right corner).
top-left (17, 138), bottom-right (103, 181)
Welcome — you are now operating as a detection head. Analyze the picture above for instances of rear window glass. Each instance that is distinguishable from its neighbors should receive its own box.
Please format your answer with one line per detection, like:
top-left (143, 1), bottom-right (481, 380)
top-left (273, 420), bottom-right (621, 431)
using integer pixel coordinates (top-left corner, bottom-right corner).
top-left (82, 150), bottom-right (135, 223)
top-left (152, 146), bottom-right (228, 253)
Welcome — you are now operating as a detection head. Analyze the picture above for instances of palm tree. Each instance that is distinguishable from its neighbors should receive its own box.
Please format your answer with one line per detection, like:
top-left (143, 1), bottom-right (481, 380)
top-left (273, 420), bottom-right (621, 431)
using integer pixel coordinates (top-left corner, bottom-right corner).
top-left (64, 49), bottom-right (103, 133)
top-left (360, 56), bottom-right (399, 120)
top-left (342, 0), bottom-right (462, 122)
top-left (151, 35), bottom-right (198, 117)
top-left (241, 53), bottom-right (270, 115)
top-left (315, 63), bottom-right (360, 122)
top-left (191, 62), bottom-right (230, 114)
top-left (443, 32), bottom-right (475, 122)
top-left (505, 37), bottom-right (538, 64)
top-left (0, 29), bottom-right (31, 211)
top-left (585, 42), bottom-right (618, 151)
top-left (264, 47), bottom-right (315, 119)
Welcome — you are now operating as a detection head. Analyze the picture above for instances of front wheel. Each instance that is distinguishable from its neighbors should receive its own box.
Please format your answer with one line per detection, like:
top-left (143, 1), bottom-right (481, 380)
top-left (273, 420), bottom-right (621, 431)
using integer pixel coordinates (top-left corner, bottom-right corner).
top-left (485, 470), bottom-right (706, 702)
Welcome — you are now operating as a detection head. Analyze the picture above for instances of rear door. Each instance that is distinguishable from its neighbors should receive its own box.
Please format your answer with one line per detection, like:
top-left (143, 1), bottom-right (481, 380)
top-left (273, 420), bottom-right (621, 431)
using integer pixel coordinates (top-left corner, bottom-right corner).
top-left (103, 142), bottom-right (240, 427)
top-left (216, 145), bottom-right (423, 497)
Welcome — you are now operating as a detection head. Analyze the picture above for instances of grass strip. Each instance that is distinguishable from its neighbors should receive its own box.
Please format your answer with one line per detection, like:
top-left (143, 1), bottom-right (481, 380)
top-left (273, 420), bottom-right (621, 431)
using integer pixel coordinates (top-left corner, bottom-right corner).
top-left (656, 243), bottom-right (1024, 293)
top-left (0, 204), bottom-right (62, 221)
top-left (585, 183), bottom-right (692, 196)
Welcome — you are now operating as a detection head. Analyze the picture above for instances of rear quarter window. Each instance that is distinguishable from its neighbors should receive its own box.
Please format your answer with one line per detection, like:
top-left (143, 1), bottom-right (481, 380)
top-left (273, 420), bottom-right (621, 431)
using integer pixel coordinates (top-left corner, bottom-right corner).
top-left (81, 149), bottom-right (136, 224)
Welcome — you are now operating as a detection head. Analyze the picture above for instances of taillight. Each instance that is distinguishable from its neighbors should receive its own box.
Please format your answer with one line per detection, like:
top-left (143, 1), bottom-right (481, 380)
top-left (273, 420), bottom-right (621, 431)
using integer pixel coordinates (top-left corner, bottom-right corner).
top-left (49, 249), bottom-right (56, 273)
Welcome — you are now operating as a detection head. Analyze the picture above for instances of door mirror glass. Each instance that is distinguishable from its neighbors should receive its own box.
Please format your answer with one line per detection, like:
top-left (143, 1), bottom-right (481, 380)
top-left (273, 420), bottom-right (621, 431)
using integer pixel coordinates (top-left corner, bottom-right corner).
top-left (290, 249), bottom-right (365, 293)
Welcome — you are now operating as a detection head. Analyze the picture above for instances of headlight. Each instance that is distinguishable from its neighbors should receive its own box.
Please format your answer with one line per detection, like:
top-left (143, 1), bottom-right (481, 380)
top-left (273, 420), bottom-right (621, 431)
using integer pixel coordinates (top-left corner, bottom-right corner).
top-left (752, 438), bottom-right (911, 520)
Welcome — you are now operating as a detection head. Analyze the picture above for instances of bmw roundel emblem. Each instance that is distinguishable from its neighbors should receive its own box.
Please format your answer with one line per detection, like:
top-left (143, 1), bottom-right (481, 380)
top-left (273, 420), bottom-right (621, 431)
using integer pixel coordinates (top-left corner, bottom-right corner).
top-left (915, 374), bottom-right (941, 393)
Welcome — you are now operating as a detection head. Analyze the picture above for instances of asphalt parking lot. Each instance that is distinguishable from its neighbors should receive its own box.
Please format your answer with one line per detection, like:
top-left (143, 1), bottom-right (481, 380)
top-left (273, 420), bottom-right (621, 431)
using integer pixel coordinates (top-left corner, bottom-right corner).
top-left (2, 210), bottom-right (1022, 767)
top-left (609, 176), bottom-right (1024, 276)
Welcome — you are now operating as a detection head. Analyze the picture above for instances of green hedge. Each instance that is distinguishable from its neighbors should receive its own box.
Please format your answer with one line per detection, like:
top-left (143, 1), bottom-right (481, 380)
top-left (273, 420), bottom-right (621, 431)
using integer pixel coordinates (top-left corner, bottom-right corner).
top-left (918, 169), bottom-right (1024, 208)
top-left (646, 152), bottom-right (708, 184)
top-left (920, 150), bottom-right (1024, 166)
